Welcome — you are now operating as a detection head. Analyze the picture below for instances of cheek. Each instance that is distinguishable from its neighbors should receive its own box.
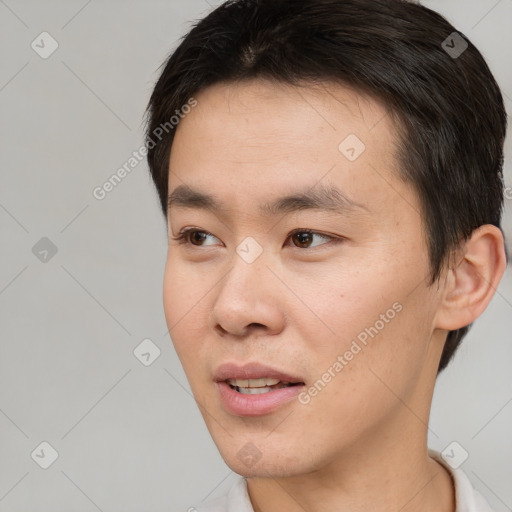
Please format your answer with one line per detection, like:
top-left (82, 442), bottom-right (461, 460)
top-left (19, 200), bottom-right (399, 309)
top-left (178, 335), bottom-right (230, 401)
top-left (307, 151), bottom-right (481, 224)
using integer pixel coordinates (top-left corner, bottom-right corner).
top-left (286, 264), bottom-right (400, 350)
top-left (163, 253), bottom-right (213, 322)
top-left (162, 257), bottom-right (210, 360)
top-left (294, 265), bottom-right (435, 403)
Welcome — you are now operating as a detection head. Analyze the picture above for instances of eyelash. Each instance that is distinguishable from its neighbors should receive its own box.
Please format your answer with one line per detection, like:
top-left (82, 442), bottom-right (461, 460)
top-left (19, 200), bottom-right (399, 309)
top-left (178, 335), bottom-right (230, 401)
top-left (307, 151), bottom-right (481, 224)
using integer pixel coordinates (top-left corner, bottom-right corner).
top-left (170, 227), bottom-right (342, 249)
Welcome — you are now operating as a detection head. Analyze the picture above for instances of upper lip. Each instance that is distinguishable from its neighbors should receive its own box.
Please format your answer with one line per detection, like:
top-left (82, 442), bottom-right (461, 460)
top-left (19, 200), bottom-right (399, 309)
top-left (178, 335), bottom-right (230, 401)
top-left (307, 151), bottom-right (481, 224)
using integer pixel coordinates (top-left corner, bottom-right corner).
top-left (213, 362), bottom-right (304, 384)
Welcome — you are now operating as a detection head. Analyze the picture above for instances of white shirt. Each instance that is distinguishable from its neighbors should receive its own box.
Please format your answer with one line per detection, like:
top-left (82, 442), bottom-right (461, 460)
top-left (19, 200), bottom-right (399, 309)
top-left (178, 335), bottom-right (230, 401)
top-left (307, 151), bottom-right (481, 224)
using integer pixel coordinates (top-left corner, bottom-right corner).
top-left (190, 450), bottom-right (494, 512)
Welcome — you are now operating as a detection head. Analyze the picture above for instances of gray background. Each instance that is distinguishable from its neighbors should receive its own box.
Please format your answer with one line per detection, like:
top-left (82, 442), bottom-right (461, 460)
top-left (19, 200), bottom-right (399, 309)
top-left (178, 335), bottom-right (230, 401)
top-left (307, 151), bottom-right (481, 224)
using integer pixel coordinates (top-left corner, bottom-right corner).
top-left (0, 0), bottom-right (511, 511)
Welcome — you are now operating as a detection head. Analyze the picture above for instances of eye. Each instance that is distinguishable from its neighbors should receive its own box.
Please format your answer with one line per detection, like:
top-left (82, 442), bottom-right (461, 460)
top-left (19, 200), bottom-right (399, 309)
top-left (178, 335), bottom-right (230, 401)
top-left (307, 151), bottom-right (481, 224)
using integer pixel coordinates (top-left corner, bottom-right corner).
top-left (170, 228), bottom-right (220, 247)
top-left (287, 229), bottom-right (335, 249)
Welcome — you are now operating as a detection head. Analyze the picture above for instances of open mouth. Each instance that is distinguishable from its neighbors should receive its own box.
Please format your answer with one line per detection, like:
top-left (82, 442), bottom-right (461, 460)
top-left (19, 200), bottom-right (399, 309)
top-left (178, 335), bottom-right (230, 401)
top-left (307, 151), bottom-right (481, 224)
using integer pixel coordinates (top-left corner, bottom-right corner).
top-left (227, 377), bottom-right (304, 395)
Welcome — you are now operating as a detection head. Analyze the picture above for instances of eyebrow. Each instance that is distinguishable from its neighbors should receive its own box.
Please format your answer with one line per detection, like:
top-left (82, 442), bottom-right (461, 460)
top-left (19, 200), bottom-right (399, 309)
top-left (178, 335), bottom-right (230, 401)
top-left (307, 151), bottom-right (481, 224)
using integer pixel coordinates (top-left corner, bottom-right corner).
top-left (167, 183), bottom-right (369, 217)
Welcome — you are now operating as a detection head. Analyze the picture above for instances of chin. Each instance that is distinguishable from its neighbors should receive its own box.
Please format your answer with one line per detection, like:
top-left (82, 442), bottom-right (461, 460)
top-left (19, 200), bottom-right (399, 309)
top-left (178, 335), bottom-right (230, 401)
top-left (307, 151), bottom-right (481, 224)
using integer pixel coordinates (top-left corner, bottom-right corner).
top-left (226, 459), bottom-right (303, 479)
top-left (218, 441), bottom-right (320, 479)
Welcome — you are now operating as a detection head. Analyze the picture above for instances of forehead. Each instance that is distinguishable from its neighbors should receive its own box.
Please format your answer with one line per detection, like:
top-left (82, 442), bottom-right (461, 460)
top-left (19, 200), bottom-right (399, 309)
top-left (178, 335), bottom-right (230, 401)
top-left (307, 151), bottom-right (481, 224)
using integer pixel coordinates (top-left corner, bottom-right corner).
top-left (167, 79), bottom-right (409, 218)
top-left (179, 78), bottom-right (394, 140)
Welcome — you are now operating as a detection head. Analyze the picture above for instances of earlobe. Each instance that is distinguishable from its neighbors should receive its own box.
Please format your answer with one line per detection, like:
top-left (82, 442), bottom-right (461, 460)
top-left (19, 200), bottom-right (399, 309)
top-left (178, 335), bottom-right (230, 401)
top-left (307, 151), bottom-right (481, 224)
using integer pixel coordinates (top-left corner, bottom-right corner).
top-left (435, 225), bottom-right (507, 331)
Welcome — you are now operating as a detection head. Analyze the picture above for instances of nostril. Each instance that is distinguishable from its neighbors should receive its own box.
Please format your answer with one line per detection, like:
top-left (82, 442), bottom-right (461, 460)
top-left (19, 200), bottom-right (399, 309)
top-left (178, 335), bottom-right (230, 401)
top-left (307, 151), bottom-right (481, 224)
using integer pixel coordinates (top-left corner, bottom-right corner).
top-left (214, 324), bottom-right (228, 336)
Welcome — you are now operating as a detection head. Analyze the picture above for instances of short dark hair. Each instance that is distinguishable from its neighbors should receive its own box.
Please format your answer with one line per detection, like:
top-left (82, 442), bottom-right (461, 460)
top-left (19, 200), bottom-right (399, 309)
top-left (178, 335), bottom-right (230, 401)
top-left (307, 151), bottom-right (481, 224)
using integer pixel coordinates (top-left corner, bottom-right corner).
top-left (145, 0), bottom-right (508, 373)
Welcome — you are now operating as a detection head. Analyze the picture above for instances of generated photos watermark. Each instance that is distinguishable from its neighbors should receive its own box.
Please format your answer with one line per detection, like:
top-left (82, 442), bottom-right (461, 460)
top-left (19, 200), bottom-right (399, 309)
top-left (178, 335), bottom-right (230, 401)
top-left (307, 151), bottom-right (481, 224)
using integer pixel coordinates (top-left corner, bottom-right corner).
top-left (92, 97), bottom-right (198, 201)
top-left (298, 301), bottom-right (403, 405)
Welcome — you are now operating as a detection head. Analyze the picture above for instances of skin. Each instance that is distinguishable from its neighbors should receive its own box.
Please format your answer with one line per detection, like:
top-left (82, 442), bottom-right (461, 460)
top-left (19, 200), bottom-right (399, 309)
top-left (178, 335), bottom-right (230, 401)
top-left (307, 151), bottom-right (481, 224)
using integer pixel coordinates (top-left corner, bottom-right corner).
top-left (163, 79), bottom-right (506, 512)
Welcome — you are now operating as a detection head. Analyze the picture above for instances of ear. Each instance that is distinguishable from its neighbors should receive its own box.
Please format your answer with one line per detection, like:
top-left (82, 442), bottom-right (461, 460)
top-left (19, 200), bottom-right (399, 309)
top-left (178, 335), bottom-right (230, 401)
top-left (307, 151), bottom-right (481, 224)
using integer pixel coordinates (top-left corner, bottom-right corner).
top-left (435, 225), bottom-right (507, 331)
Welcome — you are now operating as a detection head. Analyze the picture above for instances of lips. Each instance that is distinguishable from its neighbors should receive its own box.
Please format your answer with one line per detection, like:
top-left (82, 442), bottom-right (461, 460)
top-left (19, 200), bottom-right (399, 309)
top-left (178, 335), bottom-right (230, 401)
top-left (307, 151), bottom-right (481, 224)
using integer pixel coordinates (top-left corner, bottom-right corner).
top-left (213, 362), bottom-right (305, 413)
top-left (213, 362), bottom-right (305, 386)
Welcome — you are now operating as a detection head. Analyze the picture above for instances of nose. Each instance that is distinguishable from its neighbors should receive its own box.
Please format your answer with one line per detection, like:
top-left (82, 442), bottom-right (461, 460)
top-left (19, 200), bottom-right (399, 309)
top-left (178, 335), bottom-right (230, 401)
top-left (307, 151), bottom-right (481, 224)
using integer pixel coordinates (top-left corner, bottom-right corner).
top-left (208, 250), bottom-right (286, 339)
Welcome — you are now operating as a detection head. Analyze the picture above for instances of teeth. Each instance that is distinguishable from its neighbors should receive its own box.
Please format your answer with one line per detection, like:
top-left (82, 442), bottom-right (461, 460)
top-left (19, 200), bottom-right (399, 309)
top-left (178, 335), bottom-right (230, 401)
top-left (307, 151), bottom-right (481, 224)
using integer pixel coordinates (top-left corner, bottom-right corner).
top-left (237, 386), bottom-right (274, 395)
top-left (227, 378), bottom-right (281, 388)
top-left (227, 378), bottom-right (299, 394)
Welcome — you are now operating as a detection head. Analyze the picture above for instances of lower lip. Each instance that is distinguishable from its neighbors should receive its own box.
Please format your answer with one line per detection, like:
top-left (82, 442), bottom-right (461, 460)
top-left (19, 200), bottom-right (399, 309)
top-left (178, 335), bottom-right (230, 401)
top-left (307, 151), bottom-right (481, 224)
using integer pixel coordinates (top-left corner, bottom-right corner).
top-left (217, 381), bottom-right (305, 416)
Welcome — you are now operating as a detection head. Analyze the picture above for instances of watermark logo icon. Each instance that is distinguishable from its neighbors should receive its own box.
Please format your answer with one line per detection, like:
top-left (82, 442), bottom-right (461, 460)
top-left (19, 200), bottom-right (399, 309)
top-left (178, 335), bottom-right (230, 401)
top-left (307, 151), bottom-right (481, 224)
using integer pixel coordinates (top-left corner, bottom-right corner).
top-left (338, 134), bottom-right (366, 161)
top-left (31, 32), bottom-right (59, 59)
top-left (32, 237), bottom-right (58, 263)
top-left (441, 32), bottom-right (468, 59)
top-left (134, 338), bottom-right (161, 366)
top-left (31, 441), bottom-right (59, 469)
top-left (441, 441), bottom-right (469, 469)
top-left (236, 442), bottom-right (262, 468)
top-left (236, 236), bottom-right (263, 264)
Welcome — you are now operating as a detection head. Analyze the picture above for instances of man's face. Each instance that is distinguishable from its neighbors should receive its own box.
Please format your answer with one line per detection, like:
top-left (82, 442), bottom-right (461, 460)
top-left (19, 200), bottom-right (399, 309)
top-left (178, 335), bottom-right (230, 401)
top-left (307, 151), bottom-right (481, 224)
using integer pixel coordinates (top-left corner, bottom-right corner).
top-left (164, 79), bottom-right (447, 477)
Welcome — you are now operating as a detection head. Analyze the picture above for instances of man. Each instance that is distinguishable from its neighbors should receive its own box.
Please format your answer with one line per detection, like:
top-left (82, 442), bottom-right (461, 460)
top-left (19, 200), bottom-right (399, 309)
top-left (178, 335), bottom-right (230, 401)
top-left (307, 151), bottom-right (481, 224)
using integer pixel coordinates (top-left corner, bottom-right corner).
top-left (145, 0), bottom-right (508, 510)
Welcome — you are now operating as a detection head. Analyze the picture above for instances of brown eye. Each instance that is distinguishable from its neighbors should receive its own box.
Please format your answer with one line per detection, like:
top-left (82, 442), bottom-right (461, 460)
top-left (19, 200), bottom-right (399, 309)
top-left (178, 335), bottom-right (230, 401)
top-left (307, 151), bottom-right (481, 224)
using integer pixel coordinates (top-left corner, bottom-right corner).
top-left (288, 230), bottom-right (334, 249)
top-left (171, 228), bottom-right (219, 247)
top-left (292, 231), bottom-right (314, 248)
top-left (189, 231), bottom-right (208, 245)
